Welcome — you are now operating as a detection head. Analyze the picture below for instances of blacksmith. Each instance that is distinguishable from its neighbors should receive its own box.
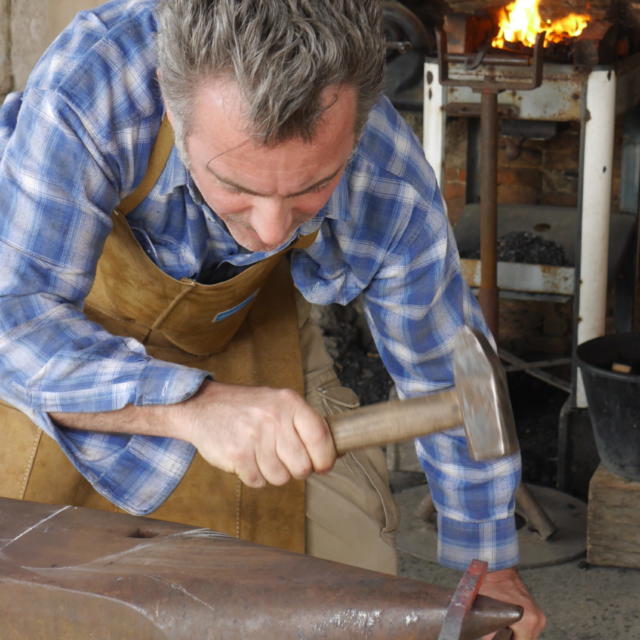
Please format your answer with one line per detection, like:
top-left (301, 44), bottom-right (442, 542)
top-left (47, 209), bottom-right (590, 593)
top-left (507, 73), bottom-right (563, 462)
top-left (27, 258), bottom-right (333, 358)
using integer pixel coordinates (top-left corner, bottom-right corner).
top-left (0, 1), bottom-right (544, 637)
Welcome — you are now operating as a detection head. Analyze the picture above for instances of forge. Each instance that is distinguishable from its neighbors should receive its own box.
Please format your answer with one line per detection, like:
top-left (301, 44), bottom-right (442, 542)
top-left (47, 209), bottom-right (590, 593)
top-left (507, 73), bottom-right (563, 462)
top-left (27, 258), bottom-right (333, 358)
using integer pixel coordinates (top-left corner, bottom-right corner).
top-left (384, 0), bottom-right (640, 495)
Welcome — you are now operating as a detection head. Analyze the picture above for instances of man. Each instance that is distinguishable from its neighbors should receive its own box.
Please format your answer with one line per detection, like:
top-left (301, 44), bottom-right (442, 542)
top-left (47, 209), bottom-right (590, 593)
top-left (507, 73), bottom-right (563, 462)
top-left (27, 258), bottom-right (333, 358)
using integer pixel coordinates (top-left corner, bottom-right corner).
top-left (0, 1), bottom-right (544, 637)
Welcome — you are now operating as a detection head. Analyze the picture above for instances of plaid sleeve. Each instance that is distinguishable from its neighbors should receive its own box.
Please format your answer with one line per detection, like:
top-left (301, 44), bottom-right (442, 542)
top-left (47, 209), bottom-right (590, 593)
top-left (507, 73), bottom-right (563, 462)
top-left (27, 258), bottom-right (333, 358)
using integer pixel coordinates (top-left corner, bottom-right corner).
top-left (292, 96), bottom-right (521, 569)
top-left (364, 200), bottom-right (521, 571)
top-left (362, 191), bottom-right (521, 571)
top-left (416, 430), bottom-right (520, 570)
top-left (0, 60), bottom-right (208, 512)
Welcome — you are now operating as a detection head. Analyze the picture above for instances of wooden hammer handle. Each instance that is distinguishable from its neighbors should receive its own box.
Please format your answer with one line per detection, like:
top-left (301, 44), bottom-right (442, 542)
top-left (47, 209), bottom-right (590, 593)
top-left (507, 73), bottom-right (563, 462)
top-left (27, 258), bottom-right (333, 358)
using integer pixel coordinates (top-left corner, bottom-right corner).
top-left (327, 389), bottom-right (462, 455)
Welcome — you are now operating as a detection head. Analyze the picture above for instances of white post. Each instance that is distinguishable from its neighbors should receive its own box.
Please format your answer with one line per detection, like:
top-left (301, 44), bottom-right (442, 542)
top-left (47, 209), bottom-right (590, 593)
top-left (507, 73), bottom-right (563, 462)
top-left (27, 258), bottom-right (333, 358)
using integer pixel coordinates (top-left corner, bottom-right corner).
top-left (576, 69), bottom-right (617, 408)
top-left (423, 61), bottom-right (446, 188)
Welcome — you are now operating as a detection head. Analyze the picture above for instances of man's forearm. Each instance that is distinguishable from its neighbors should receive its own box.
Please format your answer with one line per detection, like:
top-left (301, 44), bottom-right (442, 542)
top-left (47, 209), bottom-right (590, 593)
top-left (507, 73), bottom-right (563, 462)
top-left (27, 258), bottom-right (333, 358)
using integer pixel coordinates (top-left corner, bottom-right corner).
top-left (49, 379), bottom-right (336, 488)
top-left (48, 383), bottom-right (199, 441)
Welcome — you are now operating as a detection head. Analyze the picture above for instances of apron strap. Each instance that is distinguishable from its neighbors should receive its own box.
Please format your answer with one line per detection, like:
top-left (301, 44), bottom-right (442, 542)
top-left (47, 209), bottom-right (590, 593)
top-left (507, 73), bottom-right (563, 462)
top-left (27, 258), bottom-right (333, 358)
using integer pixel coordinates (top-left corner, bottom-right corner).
top-left (117, 116), bottom-right (175, 215)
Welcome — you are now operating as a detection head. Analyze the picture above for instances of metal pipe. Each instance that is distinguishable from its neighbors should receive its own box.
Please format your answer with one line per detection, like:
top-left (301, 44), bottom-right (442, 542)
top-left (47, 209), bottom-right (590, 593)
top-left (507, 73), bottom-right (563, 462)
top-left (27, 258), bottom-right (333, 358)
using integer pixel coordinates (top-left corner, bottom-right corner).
top-left (479, 89), bottom-right (499, 337)
top-left (575, 69), bottom-right (617, 407)
top-left (499, 349), bottom-right (571, 393)
top-left (423, 61), bottom-right (447, 188)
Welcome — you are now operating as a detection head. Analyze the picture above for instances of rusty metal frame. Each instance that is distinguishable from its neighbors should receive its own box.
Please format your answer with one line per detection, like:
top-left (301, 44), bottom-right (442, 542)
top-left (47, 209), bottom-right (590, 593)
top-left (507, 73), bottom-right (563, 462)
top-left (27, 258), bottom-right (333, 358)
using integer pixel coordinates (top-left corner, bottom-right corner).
top-left (436, 29), bottom-right (545, 92)
top-left (435, 28), bottom-right (546, 336)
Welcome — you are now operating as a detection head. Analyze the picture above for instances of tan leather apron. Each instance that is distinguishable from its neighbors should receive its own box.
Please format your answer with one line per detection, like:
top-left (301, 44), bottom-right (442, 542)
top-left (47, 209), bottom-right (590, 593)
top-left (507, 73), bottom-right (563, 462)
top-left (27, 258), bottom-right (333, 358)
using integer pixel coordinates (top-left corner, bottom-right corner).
top-left (0, 119), bottom-right (316, 553)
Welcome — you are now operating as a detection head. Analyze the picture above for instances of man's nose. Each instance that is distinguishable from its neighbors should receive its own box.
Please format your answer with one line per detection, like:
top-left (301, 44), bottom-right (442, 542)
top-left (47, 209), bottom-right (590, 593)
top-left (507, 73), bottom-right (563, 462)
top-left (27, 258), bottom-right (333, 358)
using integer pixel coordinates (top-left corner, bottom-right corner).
top-left (252, 198), bottom-right (292, 248)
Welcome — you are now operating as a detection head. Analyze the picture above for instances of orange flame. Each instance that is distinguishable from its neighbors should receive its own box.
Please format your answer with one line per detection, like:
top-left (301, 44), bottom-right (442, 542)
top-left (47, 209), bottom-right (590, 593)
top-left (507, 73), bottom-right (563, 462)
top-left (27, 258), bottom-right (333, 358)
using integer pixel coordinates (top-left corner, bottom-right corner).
top-left (492, 0), bottom-right (591, 48)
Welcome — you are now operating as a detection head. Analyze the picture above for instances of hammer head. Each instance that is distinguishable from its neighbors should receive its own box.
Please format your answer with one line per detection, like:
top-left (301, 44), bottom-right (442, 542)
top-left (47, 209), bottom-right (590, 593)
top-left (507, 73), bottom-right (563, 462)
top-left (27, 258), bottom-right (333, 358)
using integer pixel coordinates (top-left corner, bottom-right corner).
top-left (453, 326), bottom-right (519, 460)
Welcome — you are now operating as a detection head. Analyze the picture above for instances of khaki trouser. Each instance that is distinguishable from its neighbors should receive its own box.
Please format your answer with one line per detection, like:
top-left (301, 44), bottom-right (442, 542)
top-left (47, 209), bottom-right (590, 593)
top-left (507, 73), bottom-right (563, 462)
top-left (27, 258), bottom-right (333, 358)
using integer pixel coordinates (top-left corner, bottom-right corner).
top-left (298, 297), bottom-right (399, 575)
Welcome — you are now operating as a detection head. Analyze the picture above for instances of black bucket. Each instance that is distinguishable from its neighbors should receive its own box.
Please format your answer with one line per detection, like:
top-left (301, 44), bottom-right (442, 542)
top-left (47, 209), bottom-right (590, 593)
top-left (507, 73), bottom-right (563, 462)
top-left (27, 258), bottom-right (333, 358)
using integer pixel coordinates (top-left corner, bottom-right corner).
top-left (577, 333), bottom-right (640, 481)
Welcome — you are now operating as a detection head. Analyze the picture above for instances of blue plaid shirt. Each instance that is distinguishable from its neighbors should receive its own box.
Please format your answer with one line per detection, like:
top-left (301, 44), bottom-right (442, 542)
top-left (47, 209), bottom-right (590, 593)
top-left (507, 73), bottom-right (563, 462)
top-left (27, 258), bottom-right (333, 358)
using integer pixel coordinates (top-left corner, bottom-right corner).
top-left (0, 0), bottom-right (520, 570)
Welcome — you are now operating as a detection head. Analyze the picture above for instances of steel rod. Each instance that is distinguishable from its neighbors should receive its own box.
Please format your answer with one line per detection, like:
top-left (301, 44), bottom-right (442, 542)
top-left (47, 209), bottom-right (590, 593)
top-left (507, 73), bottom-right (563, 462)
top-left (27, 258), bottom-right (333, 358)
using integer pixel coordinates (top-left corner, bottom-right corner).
top-left (447, 53), bottom-right (534, 67)
top-left (478, 89), bottom-right (499, 337)
top-left (499, 349), bottom-right (571, 393)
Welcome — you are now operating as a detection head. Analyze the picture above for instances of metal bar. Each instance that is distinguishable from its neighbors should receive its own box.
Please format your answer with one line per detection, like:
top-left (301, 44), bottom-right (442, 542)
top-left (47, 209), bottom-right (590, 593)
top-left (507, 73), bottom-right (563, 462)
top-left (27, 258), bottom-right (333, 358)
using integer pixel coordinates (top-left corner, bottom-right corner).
top-left (446, 68), bottom-right (585, 122)
top-left (446, 52), bottom-right (534, 67)
top-left (436, 29), bottom-right (451, 85)
top-left (503, 357), bottom-right (571, 373)
top-left (556, 396), bottom-right (573, 491)
top-left (478, 89), bottom-right (499, 337)
top-left (516, 484), bottom-right (557, 540)
top-left (576, 68), bottom-right (617, 408)
top-left (386, 40), bottom-right (413, 54)
top-left (460, 260), bottom-right (575, 296)
top-left (499, 349), bottom-right (572, 393)
top-left (438, 559), bottom-right (488, 640)
top-left (423, 61), bottom-right (447, 188)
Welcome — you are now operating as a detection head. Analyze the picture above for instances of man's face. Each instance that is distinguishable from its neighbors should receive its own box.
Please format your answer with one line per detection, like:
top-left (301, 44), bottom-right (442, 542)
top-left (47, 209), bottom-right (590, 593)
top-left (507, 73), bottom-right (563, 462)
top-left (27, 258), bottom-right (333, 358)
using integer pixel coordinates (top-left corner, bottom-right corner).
top-left (180, 79), bottom-right (357, 252)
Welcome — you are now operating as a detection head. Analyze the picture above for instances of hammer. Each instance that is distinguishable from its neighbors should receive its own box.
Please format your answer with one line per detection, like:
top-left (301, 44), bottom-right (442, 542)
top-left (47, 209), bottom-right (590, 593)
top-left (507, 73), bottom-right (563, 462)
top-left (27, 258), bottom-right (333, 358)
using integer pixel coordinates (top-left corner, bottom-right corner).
top-left (327, 326), bottom-right (519, 461)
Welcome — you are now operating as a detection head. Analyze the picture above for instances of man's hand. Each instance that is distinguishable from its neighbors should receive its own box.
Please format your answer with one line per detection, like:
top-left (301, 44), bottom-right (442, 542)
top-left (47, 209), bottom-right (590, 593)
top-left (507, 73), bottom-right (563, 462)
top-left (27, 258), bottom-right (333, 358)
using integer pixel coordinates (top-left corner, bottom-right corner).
top-left (480, 568), bottom-right (546, 640)
top-left (50, 379), bottom-right (337, 489)
top-left (174, 380), bottom-right (337, 488)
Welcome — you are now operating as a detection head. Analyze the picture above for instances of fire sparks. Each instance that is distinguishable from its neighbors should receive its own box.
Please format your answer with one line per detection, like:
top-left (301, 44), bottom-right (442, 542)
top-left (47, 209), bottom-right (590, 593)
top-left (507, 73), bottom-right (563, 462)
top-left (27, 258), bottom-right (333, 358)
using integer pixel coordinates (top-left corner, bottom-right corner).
top-left (492, 0), bottom-right (591, 48)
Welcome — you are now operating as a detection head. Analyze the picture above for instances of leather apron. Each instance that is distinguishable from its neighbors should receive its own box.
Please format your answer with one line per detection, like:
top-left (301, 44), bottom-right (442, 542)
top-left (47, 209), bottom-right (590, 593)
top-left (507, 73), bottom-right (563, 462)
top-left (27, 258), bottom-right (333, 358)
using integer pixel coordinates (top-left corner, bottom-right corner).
top-left (0, 119), bottom-right (315, 553)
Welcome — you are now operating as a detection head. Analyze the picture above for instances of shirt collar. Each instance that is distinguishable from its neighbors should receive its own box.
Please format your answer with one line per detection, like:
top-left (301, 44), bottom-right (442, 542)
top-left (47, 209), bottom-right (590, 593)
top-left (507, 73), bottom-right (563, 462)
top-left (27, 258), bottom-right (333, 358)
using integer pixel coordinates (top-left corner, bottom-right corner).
top-left (155, 144), bottom-right (193, 196)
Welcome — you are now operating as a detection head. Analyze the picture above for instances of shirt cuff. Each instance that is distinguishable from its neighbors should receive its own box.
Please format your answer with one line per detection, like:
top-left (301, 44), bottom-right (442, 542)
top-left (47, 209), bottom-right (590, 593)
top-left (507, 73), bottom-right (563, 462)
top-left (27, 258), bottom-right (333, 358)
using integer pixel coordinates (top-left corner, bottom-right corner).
top-left (134, 359), bottom-right (211, 406)
top-left (437, 513), bottom-right (519, 571)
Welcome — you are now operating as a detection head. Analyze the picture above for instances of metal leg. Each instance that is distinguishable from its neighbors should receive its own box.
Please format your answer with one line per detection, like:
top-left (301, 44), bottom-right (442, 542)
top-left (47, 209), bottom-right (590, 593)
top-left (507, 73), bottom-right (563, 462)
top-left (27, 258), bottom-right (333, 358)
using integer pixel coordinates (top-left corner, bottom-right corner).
top-left (575, 68), bottom-right (617, 408)
top-left (423, 61), bottom-right (447, 187)
top-left (478, 89), bottom-right (500, 336)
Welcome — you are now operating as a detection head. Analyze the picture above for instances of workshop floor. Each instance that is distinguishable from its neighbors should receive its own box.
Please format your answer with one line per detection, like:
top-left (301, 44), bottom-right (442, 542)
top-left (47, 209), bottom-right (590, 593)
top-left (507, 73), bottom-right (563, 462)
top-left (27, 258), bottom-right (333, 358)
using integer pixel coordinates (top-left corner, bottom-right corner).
top-left (392, 442), bottom-right (640, 640)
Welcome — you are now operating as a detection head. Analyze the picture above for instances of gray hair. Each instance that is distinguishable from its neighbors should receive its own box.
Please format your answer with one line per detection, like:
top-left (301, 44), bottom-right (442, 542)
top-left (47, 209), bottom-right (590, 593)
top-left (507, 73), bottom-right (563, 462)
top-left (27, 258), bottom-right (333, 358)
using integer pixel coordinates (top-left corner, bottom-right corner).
top-left (155, 0), bottom-right (385, 146)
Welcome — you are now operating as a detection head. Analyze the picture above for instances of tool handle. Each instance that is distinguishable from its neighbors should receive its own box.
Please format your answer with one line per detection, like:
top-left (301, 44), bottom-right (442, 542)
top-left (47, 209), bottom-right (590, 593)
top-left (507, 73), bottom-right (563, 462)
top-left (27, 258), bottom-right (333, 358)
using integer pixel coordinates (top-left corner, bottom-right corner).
top-left (327, 389), bottom-right (462, 455)
top-left (493, 629), bottom-right (514, 640)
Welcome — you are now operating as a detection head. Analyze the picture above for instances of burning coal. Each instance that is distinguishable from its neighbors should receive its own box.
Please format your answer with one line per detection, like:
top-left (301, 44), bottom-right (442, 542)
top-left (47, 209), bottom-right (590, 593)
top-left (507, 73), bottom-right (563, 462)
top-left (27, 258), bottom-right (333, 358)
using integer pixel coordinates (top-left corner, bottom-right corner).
top-left (492, 0), bottom-right (591, 48)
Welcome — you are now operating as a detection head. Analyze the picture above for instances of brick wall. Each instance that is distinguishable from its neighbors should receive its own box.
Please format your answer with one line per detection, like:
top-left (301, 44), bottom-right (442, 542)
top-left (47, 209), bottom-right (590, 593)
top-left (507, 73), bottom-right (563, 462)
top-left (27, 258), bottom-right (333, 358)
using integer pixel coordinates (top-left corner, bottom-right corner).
top-left (440, 114), bottom-right (623, 225)
top-left (441, 118), bottom-right (468, 223)
top-left (435, 111), bottom-right (631, 354)
top-left (440, 117), bottom-right (591, 224)
top-left (434, 115), bottom-right (603, 355)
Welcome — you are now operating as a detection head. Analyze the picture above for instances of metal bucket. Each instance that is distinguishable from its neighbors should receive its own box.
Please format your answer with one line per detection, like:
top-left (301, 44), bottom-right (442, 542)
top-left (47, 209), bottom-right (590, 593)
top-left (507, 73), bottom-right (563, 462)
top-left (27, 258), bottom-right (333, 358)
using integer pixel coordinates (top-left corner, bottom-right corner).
top-left (577, 333), bottom-right (640, 481)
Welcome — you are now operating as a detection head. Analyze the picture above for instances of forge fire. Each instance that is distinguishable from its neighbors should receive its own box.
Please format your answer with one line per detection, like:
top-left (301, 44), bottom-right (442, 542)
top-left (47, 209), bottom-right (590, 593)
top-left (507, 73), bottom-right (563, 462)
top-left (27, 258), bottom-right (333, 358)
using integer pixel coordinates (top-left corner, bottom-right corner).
top-left (492, 0), bottom-right (591, 48)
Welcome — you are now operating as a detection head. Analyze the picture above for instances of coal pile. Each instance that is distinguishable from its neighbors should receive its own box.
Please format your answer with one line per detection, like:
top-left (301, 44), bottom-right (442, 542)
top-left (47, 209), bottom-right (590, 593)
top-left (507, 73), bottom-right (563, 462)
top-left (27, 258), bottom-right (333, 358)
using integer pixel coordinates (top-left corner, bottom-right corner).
top-left (463, 231), bottom-right (569, 266)
top-left (317, 303), bottom-right (394, 407)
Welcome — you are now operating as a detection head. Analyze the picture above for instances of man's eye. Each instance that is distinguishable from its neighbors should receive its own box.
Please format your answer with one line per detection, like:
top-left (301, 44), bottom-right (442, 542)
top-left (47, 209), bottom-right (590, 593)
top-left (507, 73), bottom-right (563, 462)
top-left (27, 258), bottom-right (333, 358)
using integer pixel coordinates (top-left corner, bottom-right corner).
top-left (310, 181), bottom-right (329, 193)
